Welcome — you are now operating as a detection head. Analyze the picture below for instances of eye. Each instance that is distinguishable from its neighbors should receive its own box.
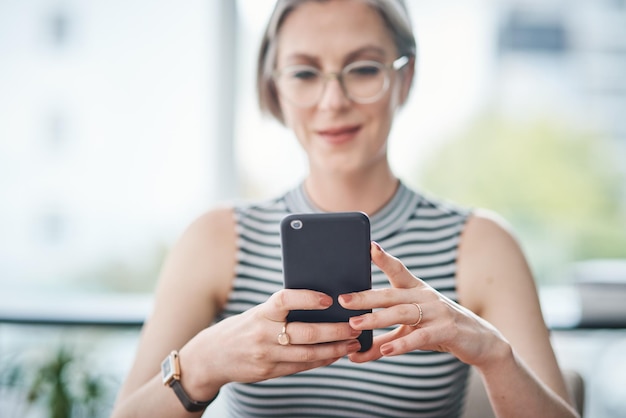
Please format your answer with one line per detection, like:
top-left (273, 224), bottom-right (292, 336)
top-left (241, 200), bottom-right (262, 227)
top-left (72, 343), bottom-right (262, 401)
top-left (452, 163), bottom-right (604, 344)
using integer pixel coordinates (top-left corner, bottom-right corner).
top-left (282, 66), bottom-right (320, 81)
top-left (346, 62), bottom-right (382, 77)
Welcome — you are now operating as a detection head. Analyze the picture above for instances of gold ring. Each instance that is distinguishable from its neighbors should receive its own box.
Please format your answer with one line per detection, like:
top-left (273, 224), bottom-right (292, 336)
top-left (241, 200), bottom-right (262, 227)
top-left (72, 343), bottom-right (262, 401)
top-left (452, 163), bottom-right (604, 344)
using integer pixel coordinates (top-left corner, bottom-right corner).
top-left (277, 323), bottom-right (290, 345)
top-left (409, 303), bottom-right (423, 327)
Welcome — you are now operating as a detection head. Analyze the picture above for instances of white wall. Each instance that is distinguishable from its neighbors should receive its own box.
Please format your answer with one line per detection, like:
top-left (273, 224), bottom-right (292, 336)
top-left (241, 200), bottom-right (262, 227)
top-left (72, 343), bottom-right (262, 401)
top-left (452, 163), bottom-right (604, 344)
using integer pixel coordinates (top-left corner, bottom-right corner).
top-left (0, 0), bottom-right (227, 288)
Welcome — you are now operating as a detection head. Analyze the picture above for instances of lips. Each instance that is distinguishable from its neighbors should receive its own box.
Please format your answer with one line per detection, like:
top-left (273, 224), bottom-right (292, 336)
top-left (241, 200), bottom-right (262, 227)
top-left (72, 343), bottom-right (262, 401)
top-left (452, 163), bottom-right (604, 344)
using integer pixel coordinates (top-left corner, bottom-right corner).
top-left (316, 125), bottom-right (361, 145)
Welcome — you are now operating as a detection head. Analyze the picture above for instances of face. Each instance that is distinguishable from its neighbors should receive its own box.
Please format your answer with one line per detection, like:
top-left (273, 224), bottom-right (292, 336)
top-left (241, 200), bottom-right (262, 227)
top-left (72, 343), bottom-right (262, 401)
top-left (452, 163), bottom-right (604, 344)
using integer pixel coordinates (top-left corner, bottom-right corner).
top-left (275, 0), bottom-right (412, 177)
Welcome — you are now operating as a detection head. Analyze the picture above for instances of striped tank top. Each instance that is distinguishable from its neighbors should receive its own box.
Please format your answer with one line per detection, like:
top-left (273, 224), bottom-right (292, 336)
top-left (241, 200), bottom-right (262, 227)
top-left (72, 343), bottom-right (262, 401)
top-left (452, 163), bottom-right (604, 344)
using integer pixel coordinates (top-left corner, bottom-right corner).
top-left (216, 182), bottom-right (471, 417)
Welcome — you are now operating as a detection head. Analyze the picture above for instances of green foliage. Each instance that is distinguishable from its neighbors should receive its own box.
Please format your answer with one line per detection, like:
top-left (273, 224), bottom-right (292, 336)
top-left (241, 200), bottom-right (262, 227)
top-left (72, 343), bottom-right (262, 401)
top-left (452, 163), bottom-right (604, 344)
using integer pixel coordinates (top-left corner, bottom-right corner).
top-left (1, 345), bottom-right (114, 418)
top-left (418, 113), bottom-right (626, 283)
top-left (26, 348), bottom-right (74, 418)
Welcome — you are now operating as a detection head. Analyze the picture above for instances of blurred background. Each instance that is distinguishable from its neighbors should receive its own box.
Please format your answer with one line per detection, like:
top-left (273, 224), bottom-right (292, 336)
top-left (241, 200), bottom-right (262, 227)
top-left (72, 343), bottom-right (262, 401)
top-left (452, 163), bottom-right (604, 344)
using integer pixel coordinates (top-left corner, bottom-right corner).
top-left (1, 0), bottom-right (625, 416)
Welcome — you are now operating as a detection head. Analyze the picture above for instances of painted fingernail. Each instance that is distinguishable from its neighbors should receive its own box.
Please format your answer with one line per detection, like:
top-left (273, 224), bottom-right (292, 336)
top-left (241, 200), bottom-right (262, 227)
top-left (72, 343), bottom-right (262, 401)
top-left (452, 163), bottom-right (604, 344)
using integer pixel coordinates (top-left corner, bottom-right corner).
top-left (350, 316), bottom-right (364, 326)
top-left (320, 295), bottom-right (333, 307)
top-left (348, 341), bottom-right (361, 352)
top-left (380, 344), bottom-right (394, 356)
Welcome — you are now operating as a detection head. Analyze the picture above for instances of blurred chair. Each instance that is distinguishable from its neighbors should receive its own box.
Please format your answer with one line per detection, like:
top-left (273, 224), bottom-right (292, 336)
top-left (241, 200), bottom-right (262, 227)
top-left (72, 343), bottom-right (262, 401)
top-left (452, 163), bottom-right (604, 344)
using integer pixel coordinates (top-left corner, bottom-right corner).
top-left (462, 367), bottom-right (585, 418)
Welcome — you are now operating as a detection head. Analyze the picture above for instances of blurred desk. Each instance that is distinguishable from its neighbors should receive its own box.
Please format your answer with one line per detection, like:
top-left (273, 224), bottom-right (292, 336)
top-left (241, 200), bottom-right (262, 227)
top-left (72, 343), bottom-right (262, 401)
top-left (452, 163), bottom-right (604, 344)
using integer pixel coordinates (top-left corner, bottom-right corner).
top-left (0, 290), bottom-right (151, 327)
top-left (540, 284), bottom-right (626, 330)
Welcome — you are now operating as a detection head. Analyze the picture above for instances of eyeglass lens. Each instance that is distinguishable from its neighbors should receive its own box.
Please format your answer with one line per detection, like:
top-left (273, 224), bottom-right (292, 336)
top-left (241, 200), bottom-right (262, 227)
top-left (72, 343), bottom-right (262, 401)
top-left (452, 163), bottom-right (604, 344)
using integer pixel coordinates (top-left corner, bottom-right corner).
top-left (275, 61), bottom-right (389, 107)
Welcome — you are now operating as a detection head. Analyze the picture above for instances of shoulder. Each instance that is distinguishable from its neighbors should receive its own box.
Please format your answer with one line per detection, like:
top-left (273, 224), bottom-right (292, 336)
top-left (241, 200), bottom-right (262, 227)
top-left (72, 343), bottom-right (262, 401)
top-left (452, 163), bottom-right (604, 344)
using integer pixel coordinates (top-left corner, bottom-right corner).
top-left (460, 208), bottom-right (524, 262)
top-left (185, 205), bottom-right (237, 242)
top-left (157, 204), bottom-right (238, 309)
top-left (180, 193), bottom-right (284, 241)
top-left (171, 205), bottom-right (237, 266)
top-left (178, 193), bottom-right (287, 257)
top-left (406, 187), bottom-right (516, 256)
top-left (456, 208), bottom-right (535, 315)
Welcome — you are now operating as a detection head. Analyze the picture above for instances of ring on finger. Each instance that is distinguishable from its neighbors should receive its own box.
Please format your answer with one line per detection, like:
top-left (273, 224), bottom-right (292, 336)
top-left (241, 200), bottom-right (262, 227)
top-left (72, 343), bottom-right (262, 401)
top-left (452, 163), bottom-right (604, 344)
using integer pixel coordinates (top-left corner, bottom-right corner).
top-left (277, 322), bottom-right (290, 346)
top-left (409, 303), bottom-right (423, 327)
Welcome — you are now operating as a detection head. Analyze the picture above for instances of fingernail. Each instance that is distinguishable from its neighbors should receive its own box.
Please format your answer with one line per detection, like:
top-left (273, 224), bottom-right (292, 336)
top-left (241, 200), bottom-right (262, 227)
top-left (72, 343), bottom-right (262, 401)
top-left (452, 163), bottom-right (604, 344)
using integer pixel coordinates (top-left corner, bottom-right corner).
top-left (350, 328), bottom-right (362, 337)
top-left (340, 294), bottom-right (352, 303)
top-left (350, 316), bottom-right (363, 326)
top-left (320, 295), bottom-right (333, 307)
top-left (380, 344), bottom-right (394, 356)
top-left (372, 241), bottom-right (383, 253)
top-left (348, 341), bottom-right (361, 352)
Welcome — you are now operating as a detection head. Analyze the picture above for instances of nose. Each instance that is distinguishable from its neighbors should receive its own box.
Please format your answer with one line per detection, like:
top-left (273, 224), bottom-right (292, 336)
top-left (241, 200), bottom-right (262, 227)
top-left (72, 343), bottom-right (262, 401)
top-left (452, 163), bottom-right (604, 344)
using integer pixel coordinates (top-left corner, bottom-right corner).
top-left (317, 74), bottom-right (351, 110)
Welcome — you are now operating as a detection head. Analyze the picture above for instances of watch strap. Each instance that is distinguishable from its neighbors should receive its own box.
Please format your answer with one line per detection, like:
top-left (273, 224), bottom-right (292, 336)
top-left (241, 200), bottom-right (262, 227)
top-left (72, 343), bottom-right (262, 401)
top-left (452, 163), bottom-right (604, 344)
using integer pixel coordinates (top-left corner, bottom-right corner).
top-left (168, 379), bottom-right (215, 412)
top-left (162, 350), bottom-right (217, 412)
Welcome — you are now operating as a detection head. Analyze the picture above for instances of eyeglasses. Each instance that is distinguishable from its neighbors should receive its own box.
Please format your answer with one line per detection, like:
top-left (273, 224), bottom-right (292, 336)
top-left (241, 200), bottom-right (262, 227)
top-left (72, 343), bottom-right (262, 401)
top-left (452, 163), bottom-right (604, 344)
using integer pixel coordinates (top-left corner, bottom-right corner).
top-left (273, 56), bottom-right (410, 107)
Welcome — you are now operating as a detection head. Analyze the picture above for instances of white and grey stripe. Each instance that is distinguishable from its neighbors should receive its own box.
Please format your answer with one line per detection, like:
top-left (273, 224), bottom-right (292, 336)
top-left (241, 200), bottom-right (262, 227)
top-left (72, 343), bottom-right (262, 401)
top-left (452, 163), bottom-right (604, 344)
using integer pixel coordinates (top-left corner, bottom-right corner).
top-left (217, 182), bottom-right (471, 417)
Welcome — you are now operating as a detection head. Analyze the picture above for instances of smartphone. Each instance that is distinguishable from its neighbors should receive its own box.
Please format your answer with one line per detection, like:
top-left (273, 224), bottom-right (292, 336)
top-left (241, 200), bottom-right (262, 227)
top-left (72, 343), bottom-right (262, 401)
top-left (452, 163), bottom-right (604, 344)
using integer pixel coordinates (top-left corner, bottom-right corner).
top-left (280, 212), bottom-right (372, 352)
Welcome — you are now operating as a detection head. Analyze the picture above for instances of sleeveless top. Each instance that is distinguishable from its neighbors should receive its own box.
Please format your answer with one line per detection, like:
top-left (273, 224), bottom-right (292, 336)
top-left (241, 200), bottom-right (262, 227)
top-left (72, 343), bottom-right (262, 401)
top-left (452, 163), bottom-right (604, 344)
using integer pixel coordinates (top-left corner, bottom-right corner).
top-left (215, 182), bottom-right (472, 418)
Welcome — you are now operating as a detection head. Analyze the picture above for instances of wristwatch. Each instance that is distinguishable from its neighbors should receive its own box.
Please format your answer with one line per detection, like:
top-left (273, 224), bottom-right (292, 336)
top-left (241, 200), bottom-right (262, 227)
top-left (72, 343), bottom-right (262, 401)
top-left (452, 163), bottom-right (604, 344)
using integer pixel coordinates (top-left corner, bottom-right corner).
top-left (161, 350), bottom-right (216, 412)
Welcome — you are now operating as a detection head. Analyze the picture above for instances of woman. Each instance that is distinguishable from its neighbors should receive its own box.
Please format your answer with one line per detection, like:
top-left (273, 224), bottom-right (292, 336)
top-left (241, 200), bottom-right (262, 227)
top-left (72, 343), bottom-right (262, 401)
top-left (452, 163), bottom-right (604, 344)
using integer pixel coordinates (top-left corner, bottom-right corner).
top-left (112, 0), bottom-right (579, 416)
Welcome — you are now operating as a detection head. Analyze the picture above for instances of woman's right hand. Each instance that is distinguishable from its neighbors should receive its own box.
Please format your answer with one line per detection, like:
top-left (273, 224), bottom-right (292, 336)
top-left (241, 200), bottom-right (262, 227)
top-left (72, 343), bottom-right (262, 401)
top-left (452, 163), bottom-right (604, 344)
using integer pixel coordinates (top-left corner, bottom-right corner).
top-left (180, 289), bottom-right (362, 395)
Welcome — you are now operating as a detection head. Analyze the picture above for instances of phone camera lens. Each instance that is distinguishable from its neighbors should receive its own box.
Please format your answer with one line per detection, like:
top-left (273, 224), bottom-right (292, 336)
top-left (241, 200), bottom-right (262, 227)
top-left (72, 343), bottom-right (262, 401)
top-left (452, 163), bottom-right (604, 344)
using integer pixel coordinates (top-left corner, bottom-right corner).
top-left (290, 220), bottom-right (303, 230)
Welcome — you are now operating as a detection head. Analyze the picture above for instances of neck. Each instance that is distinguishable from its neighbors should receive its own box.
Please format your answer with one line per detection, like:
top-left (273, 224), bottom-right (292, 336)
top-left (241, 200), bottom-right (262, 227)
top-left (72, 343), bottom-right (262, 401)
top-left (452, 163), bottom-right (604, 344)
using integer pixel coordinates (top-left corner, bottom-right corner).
top-left (304, 164), bottom-right (399, 216)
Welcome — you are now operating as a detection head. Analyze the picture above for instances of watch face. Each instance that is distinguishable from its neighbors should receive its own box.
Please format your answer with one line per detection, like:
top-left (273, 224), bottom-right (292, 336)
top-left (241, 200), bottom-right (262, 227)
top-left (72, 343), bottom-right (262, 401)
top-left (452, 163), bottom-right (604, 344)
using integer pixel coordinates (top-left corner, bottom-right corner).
top-left (161, 355), bottom-right (174, 384)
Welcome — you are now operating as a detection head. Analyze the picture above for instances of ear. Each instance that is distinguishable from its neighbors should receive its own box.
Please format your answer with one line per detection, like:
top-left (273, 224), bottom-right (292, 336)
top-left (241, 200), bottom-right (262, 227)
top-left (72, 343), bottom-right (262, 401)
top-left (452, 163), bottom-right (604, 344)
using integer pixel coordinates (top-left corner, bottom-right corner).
top-left (398, 56), bottom-right (416, 106)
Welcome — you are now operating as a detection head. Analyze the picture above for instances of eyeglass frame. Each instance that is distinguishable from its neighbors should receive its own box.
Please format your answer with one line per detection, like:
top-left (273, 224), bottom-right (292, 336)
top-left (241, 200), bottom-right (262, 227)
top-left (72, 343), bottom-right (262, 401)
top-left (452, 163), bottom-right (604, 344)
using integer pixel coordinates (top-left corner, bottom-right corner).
top-left (272, 55), bottom-right (410, 107)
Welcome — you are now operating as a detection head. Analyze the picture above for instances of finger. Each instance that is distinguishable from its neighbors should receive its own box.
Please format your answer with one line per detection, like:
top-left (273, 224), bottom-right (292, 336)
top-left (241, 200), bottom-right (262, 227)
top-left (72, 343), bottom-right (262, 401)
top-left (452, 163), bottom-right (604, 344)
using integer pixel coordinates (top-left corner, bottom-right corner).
top-left (348, 327), bottom-right (408, 363)
top-left (276, 339), bottom-right (362, 364)
top-left (264, 289), bottom-right (333, 322)
top-left (339, 287), bottom-right (407, 310)
top-left (338, 243), bottom-right (424, 310)
top-left (371, 241), bottom-right (424, 289)
top-left (348, 303), bottom-right (425, 330)
top-left (285, 322), bottom-right (362, 345)
top-left (339, 285), bottom-right (427, 311)
top-left (379, 327), bottom-right (435, 357)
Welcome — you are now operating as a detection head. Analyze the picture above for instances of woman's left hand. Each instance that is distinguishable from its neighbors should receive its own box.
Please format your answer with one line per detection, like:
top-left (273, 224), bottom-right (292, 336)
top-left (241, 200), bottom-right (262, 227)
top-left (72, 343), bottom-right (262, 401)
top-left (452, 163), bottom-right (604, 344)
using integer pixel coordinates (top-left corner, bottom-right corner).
top-left (339, 242), bottom-right (507, 367)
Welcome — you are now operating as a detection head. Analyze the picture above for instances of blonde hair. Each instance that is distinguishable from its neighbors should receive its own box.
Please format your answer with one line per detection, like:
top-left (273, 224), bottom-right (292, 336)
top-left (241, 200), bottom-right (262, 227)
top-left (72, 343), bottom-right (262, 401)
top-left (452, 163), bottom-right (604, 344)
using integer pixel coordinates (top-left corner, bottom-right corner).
top-left (256, 0), bottom-right (417, 124)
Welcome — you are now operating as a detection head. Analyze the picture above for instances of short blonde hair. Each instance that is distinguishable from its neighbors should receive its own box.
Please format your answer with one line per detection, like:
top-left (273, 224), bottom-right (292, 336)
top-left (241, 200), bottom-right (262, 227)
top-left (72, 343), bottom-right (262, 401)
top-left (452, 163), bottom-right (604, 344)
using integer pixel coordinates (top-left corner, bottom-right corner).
top-left (256, 0), bottom-right (417, 124)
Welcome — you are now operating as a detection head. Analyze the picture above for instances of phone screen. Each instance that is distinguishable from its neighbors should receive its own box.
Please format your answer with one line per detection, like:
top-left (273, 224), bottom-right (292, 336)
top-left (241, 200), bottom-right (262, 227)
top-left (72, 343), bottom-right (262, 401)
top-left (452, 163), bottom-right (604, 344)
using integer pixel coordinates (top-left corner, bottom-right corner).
top-left (280, 212), bottom-right (372, 351)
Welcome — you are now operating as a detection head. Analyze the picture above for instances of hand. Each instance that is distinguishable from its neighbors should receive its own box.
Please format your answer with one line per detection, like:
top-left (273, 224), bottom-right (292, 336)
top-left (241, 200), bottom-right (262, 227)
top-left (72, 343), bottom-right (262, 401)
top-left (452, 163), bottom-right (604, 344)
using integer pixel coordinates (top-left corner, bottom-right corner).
top-left (339, 242), bottom-right (506, 367)
top-left (187, 289), bottom-right (362, 389)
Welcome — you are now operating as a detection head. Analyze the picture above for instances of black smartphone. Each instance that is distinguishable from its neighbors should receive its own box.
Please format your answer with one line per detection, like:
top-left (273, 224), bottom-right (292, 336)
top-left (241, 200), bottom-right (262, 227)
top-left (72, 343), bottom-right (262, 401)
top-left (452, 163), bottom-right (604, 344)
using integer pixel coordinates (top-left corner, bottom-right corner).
top-left (280, 212), bottom-right (372, 352)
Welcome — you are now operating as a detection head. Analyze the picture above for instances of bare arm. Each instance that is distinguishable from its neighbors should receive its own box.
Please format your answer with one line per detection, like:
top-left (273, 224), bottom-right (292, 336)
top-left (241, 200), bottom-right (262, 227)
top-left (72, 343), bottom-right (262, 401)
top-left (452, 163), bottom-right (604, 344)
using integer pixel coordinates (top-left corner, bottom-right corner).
top-left (112, 207), bottom-right (237, 417)
top-left (457, 210), bottom-right (576, 417)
